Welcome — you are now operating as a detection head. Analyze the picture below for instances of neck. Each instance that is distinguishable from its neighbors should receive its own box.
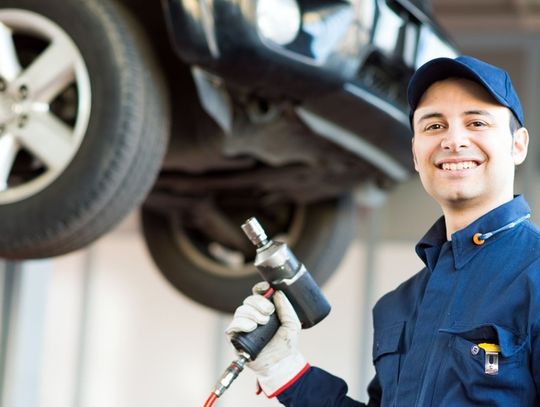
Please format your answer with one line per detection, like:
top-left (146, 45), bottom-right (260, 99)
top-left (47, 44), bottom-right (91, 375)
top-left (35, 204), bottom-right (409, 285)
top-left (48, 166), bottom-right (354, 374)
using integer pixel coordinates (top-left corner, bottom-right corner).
top-left (442, 195), bottom-right (514, 240)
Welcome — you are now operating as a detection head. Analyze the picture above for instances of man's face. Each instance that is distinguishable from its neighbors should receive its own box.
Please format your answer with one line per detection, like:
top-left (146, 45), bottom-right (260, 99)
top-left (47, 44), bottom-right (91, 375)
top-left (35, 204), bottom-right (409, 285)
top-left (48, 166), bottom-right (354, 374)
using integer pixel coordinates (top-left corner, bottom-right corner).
top-left (411, 78), bottom-right (528, 211)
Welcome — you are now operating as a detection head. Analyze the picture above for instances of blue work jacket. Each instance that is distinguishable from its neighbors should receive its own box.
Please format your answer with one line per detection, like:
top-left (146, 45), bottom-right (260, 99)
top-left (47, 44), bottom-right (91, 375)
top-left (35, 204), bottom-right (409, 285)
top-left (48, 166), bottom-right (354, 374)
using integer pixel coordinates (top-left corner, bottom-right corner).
top-left (278, 195), bottom-right (540, 406)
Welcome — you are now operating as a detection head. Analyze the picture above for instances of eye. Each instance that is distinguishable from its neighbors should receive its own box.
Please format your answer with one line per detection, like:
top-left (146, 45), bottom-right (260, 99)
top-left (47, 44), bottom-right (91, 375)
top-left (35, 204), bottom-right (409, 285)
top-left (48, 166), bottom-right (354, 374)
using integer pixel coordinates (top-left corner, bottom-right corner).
top-left (469, 120), bottom-right (487, 128)
top-left (425, 123), bottom-right (444, 131)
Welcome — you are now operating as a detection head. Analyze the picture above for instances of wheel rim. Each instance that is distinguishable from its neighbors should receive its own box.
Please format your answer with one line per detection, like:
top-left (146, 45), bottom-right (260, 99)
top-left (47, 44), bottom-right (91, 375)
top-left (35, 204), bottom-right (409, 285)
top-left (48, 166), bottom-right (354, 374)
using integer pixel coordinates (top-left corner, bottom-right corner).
top-left (0, 9), bottom-right (91, 204)
top-left (171, 204), bottom-right (306, 278)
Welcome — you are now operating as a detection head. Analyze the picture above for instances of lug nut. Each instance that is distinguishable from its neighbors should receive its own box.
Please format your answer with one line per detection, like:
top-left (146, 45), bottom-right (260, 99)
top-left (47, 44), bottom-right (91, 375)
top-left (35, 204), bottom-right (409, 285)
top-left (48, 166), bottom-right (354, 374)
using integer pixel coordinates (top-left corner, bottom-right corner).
top-left (18, 85), bottom-right (28, 99)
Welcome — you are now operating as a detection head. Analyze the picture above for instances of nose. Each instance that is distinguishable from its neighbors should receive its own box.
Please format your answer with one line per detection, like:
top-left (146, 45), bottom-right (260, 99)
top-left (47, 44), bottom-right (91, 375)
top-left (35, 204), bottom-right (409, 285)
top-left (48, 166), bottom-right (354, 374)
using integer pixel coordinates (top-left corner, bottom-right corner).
top-left (440, 127), bottom-right (470, 151)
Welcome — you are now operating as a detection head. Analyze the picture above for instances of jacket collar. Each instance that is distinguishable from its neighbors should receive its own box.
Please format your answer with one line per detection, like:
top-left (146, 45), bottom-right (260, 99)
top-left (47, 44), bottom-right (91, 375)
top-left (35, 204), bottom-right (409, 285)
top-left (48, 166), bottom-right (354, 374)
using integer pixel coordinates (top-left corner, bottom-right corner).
top-left (416, 195), bottom-right (531, 271)
top-left (416, 215), bottom-right (447, 271)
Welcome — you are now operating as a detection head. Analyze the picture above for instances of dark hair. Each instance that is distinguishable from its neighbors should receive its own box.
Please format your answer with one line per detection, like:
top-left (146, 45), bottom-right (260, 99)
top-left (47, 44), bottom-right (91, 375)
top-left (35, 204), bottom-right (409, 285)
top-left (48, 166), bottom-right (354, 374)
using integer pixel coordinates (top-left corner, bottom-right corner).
top-left (510, 111), bottom-right (520, 134)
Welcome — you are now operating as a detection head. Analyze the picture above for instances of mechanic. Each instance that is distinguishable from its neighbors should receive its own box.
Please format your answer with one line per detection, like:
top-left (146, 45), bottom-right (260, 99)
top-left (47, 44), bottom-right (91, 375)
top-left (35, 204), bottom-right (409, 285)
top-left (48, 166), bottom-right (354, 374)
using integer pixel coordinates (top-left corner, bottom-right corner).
top-left (225, 55), bottom-right (540, 406)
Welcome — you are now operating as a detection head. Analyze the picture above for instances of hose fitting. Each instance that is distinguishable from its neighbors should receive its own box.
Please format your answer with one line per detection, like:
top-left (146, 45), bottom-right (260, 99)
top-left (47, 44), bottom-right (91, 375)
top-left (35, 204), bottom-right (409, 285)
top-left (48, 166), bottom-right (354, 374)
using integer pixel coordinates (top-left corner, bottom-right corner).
top-left (213, 351), bottom-right (250, 397)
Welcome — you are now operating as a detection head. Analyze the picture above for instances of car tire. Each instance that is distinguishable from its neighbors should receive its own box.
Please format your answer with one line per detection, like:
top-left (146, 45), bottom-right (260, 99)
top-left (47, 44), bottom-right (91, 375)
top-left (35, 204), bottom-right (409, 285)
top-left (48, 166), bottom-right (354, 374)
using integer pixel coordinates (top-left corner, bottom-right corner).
top-left (141, 195), bottom-right (357, 313)
top-left (0, 0), bottom-right (169, 258)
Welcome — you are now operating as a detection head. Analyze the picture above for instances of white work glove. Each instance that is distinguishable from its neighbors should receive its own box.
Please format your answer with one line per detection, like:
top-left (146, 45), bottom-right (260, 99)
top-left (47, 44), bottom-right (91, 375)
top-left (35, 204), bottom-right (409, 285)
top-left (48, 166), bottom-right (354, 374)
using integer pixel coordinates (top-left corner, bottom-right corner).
top-left (225, 281), bottom-right (308, 397)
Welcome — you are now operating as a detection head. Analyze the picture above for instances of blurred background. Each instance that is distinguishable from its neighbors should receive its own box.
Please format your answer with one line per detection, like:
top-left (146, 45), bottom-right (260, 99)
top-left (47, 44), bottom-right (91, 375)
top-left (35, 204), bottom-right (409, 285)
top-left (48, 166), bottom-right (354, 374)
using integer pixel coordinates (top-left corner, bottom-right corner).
top-left (2, 0), bottom-right (540, 406)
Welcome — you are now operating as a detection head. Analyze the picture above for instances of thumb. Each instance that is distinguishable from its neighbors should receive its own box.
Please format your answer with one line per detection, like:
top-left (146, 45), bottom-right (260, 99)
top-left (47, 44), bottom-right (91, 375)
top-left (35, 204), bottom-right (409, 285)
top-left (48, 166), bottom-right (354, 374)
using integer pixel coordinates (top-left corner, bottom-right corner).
top-left (273, 291), bottom-right (301, 332)
top-left (252, 281), bottom-right (270, 295)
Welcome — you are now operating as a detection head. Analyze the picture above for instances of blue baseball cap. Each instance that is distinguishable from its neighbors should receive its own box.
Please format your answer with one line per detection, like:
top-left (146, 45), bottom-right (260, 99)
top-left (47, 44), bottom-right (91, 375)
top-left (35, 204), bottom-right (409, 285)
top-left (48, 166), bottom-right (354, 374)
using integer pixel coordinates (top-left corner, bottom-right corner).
top-left (407, 55), bottom-right (524, 128)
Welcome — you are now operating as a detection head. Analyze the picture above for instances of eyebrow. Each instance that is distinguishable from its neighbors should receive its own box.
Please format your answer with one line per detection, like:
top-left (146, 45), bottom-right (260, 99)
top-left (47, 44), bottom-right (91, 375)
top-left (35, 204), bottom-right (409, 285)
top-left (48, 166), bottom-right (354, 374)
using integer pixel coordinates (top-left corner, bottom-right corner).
top-left (415, 112), bottom-right (443, 125)
top-left (463, 110), bottom-right (496, 120)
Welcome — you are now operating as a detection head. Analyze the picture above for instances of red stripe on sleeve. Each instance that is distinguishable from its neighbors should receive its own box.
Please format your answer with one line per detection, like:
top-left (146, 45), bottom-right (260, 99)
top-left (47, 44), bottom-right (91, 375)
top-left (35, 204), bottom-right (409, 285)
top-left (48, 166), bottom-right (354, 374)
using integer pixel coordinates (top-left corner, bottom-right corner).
top-left (266, 363), bottom-right (311, 398)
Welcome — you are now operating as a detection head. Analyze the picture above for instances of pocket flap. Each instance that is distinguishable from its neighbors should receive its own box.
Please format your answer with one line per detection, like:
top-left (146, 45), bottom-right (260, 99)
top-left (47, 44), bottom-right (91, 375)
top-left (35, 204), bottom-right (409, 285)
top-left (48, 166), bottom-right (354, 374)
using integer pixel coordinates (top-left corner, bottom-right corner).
top-left (373, 321), bottom-right (405, 361)
top-left (439, 323), bottom-right (526, 357)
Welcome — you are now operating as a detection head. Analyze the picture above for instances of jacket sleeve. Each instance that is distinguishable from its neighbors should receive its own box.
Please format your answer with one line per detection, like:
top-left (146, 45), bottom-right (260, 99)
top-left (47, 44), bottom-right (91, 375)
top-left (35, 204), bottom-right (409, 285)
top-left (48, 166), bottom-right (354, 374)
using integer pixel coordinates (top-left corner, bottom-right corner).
top-left (276, 367), bottom-right (381, 406)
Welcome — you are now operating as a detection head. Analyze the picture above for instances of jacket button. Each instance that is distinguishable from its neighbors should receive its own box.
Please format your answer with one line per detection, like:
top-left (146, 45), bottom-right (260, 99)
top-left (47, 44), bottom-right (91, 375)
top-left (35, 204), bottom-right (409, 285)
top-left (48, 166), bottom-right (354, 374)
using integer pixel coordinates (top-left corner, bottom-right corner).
top-left (471, 345), bottom-right (480, 355)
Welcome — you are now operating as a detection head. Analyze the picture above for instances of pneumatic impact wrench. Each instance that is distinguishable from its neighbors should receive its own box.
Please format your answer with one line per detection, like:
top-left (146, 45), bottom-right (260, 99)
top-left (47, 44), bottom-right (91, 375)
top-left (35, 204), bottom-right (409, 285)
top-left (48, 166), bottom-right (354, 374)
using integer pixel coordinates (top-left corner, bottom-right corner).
top-left (203, 217), bottom-right (331, 406)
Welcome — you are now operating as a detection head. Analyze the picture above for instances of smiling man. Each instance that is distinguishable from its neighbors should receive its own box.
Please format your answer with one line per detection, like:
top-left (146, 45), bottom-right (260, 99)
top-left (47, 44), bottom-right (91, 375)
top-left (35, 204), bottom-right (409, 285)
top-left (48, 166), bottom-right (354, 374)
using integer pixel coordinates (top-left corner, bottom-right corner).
top-left (226, 56), bottom-right (540, 406)
top-left (410, 61), bottom-right (529, 240)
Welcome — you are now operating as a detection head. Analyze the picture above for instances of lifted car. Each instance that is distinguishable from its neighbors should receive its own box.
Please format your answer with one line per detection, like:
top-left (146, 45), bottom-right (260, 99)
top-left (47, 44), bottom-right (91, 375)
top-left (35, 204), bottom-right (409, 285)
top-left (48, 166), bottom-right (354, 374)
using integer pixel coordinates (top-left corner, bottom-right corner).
top-left (0, 0), bottom-right (456, 312)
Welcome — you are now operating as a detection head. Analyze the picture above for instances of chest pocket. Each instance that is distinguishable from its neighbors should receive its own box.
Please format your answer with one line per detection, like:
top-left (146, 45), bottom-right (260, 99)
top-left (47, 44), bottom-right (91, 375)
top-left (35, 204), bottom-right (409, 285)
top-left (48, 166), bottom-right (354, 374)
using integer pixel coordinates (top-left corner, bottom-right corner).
top-left (435, 323), bottom-right (532, 406)
top-left (372, 321), bottom-right (405, 404)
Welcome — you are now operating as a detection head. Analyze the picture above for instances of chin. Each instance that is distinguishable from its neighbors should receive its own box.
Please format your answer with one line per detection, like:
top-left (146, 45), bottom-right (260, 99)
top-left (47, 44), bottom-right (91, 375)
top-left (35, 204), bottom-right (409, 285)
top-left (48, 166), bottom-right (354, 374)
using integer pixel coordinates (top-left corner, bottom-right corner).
top-left (433, 190), bottom-right (481, 207)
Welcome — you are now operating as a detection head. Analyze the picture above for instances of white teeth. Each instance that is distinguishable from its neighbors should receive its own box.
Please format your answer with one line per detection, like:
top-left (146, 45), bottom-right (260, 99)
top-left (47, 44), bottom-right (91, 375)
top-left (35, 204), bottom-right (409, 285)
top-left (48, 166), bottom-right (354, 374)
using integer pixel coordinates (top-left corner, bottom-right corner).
top-left (441, 161), bottom-right (478, 171)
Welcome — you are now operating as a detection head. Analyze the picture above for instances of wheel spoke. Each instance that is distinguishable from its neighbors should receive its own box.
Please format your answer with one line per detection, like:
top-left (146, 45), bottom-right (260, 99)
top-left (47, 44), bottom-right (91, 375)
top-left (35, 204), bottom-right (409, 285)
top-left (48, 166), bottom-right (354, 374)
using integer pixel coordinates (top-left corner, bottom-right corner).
top-left (15, 112), bottom-right (75, 171)
top-left (13, 38), bottom-right (76, 103)
top-left (0, 132), bottom-right (19, 190)
top-left (0, 22), bottom-right (21, 81)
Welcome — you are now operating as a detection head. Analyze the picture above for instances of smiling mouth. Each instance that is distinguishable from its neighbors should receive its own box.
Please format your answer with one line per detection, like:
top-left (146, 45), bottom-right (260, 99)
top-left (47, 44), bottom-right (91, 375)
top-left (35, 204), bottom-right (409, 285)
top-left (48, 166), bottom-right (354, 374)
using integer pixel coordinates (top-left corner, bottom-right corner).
top-left (439, 161), bottom-right (479, 171)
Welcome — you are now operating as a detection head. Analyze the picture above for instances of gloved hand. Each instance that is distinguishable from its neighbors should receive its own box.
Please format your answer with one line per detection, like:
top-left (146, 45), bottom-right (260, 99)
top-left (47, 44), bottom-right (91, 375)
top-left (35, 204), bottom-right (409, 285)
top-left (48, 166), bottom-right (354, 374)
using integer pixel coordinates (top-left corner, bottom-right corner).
top-left (225, 281), bottom-right (309, 397)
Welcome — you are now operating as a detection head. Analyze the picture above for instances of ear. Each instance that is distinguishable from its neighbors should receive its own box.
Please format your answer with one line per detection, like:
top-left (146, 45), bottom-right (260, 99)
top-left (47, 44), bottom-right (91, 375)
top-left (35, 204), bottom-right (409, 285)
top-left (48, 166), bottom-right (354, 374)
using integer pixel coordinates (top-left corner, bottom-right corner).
top-left (411, 137), bottom-right (419, 172)
top-left (512, 127), bottom-right (529, 165)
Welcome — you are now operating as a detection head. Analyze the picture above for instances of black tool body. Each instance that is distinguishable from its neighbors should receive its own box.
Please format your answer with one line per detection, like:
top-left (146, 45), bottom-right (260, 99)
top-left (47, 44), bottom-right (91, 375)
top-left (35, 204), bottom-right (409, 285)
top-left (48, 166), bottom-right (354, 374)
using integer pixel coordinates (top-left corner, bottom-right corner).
top-left (230, 218), bottom-right (331, 360)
